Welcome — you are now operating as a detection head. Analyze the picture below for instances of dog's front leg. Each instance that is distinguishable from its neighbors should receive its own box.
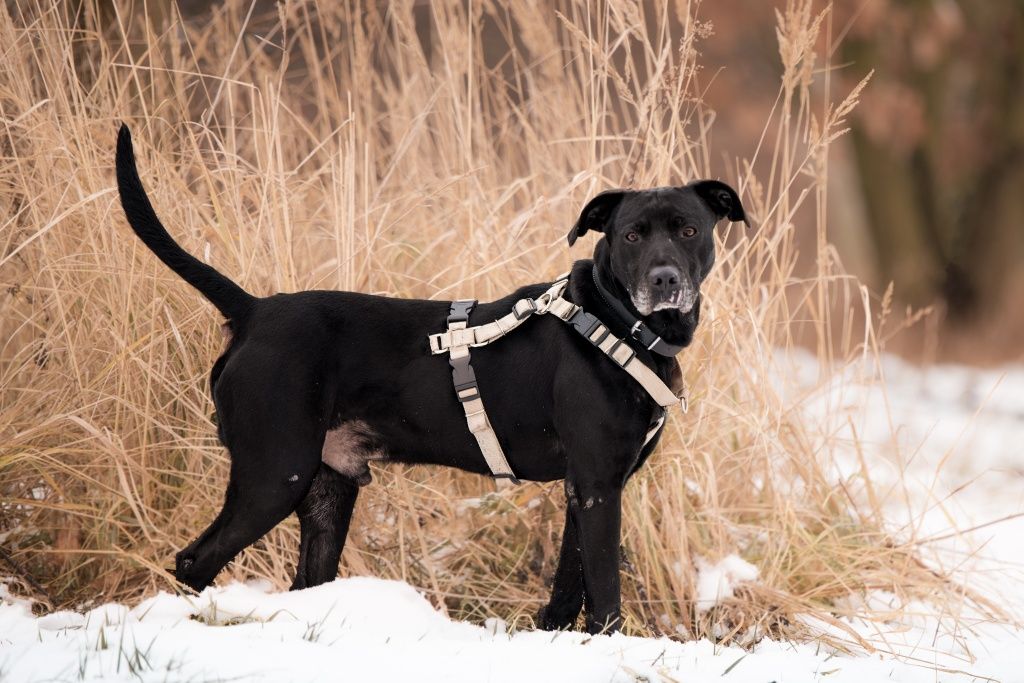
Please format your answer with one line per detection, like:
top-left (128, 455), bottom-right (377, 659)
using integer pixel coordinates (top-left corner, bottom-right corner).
top-left (538, 498), bottom-right (585, 630)
top-left (567, 477), bottom-right (624, 634)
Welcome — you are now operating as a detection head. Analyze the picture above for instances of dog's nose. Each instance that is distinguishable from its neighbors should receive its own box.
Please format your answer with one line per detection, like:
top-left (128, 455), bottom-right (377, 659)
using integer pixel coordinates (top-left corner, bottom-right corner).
top-left (648, 266), bottom-right (681, 296)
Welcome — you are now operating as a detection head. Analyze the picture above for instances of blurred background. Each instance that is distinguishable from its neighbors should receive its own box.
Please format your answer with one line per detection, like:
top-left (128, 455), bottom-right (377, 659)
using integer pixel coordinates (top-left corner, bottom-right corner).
top-left (700, 0), bottom-right (1024, 363)
top-left (126, 0), bottom-right (1024, 363)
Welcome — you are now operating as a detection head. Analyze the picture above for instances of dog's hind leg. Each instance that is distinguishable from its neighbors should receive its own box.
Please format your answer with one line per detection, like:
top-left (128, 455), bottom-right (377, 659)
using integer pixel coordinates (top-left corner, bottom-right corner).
top-left (174, 395), bottom-right (326, 591)
top-left (291, 465), bottom-right (359, 591)
top-left (537, 502), bottom-right (585, 630)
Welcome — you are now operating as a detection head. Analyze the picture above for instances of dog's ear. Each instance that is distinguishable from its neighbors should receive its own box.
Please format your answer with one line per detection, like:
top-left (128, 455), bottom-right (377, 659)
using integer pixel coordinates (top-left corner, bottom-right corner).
top-left (689, 180), bottom-right (749, 227)
top-left (567, 189), bottom-right (629, 246)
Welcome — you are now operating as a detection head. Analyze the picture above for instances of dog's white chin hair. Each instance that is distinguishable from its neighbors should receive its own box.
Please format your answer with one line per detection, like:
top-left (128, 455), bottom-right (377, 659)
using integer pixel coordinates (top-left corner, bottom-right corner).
top-left (631, 290), bottom-right (696, 316)
top-left (630, 293), bottom-right (654, 316)
top-left (653, 300), bottom-right (694, 313)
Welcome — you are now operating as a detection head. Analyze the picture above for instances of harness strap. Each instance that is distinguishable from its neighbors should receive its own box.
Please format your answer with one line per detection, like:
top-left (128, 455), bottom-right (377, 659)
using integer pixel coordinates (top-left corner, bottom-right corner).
top-left (553, 302), bottom-right (685, 411)
top-left (445, 300), bottom-right (520, 484)
top-left (552, 299), bottom-right (679, 446)
top-left (428, 298), bottom-right (537, 354)
top-left (430, 273), bottom-right (687, 482)
top-left (431, 277), bottom-right (687, 411)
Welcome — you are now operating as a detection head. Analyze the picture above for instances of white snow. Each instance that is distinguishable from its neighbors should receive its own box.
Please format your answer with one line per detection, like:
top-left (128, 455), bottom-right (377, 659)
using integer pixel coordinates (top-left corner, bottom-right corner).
top-left (693, 554), bottom-right (759, 612)
top-left (2, 576), bottom-right (1016, 683)
top-left (3, 352), bottom-right (1024, 682)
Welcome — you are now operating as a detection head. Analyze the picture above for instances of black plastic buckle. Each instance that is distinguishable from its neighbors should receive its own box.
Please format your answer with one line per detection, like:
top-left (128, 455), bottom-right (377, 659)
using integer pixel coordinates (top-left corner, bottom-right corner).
top-left (450, 355), bottom-right (479, 401)
top-left (567, 309), bottom-right (601, 340)
top-left (447, 299), bottom-right (477, 326)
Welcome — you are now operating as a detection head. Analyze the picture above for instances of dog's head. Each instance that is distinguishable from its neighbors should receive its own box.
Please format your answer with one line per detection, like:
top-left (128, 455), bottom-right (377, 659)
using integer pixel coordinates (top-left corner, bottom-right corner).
top-left (568, 182), bottom-right (748, 315)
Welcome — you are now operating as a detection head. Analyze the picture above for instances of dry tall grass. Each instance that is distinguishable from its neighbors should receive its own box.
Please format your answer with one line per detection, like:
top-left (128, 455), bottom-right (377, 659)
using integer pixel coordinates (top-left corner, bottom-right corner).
top-left (0, 0), bottom-right (998, 650)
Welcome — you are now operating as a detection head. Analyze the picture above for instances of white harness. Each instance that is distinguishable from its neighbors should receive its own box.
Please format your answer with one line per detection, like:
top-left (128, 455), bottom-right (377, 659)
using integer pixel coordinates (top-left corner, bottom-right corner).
top-left (428, 274), bottom-right (688, 483)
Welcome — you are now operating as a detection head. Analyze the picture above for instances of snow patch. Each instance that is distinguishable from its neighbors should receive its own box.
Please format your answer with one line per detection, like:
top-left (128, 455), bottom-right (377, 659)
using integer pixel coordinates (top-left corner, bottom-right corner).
top-left (0, 583), bottom-right (33, 613)
top-left (36, 610), bottom-right (85, 631)
top-left (694, 554), bottom-right (760, 612)
top-left (6, 577), bottom-right (1013, 683)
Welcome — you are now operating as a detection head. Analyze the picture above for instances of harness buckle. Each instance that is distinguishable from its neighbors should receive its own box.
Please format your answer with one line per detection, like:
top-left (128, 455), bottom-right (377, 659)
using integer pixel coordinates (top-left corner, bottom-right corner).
top-left (450, 355), bottom-right (478, 394)
top-left (447, 299), bottom-right (477, 326)
top-left (567, 309), bottom-right (601, 340)
top-left (513, 298), bottom-right (537, 320)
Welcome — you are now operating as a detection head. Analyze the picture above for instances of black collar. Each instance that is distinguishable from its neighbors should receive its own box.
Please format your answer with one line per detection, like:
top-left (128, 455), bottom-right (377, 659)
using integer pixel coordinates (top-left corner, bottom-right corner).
top-left (591, 265), bottom-right (685, 357)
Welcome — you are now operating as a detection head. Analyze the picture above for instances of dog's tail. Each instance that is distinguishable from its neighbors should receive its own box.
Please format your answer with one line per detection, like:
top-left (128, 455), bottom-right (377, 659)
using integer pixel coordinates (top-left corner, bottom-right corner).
top-left (116, 124), bottom-right (255, 321)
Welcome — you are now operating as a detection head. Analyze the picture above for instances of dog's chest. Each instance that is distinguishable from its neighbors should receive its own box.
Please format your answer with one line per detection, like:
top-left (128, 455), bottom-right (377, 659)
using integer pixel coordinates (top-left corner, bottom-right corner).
top-left (321, 420), bottom-right (387, 485)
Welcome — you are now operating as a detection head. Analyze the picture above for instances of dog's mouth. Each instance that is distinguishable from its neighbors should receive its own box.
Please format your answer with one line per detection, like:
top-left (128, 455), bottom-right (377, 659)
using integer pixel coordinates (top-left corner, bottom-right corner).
top-left (630, 283), bottom-right (697, 316)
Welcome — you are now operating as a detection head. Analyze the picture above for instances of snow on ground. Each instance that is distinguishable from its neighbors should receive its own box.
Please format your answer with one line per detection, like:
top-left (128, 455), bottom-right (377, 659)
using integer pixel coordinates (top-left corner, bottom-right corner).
top-left (693, 554), bottom-right (759, 612)
top-left (786, 351), bottom-right (1024, 574)
top-left (3, 576), bottom-right (1019, 683)
top-left (2, 353), bottom-right (1023, 682)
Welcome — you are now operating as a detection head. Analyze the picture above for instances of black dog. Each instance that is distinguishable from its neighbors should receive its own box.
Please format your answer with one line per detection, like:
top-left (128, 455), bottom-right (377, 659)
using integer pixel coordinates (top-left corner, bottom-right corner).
top-left (115, 125), bottom-right (746, 634)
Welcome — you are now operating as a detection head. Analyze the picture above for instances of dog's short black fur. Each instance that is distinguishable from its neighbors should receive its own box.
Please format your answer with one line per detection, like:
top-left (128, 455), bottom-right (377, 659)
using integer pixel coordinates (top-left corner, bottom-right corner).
top-left (115, 125), bottom-right (747, 634)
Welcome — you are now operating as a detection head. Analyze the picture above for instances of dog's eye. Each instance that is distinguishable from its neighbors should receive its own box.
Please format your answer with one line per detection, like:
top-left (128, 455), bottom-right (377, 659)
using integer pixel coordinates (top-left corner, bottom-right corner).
top-left (681, 226), bottom-right (697, 238)
top-left (625, 231), bottom-right (640, 243)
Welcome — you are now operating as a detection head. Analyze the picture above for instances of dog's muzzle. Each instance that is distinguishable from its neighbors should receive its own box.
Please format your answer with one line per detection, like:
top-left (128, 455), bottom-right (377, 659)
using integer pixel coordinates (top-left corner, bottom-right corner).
top-left (632, 267), bottom-right (697, 315)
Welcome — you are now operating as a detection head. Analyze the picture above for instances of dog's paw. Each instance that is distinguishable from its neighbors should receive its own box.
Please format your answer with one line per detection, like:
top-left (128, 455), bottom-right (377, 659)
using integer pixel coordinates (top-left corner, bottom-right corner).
top-left (584, 612), bottom-right (622, 635)
top-left (536, 605), bottom-right (576, 631)
top-left (173, 552), bottom-right (209, 593)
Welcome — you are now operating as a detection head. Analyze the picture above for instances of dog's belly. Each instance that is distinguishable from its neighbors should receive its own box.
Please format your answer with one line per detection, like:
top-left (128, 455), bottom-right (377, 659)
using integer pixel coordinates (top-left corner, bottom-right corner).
top-left (321, 420), bottom-right (387, 486)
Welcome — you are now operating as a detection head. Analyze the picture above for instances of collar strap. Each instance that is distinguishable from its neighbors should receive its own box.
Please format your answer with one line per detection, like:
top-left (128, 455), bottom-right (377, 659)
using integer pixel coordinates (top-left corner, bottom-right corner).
top-left (591, 265), bottom-right (685, 357)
